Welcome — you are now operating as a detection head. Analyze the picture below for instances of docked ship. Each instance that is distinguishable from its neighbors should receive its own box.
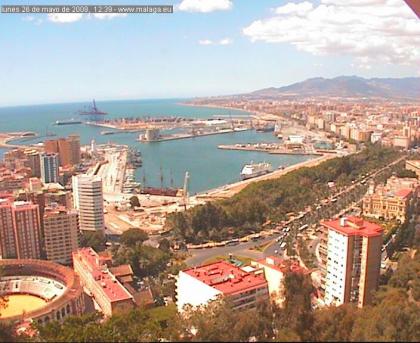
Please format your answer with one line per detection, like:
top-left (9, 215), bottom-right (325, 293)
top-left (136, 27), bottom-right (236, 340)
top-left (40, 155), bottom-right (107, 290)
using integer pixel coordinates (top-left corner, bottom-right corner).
top-left (100, 131), bottom-right (115, 135)
top-left (240, 162), bottom-right (273, 180)
top-left (55, 118), bottom-right (82, 125)
top-left (255, 124), bottom-right (275, 132)
top-left (140, 187), bottom-right (179, 197)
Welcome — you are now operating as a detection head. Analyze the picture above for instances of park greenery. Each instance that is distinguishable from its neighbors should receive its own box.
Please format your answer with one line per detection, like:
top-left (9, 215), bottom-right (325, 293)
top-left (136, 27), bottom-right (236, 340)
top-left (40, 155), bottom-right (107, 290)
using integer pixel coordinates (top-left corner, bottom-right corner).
top-left (112, 229), bottom-right (171, 279)
top-left (79, 231), bottom-right (106, 252)
top-left (166, 145), bottom-right (401, 243)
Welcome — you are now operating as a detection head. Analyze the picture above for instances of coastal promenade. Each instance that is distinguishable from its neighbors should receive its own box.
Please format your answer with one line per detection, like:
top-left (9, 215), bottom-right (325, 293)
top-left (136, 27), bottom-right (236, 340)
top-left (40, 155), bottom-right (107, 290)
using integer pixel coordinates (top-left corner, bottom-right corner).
top-left (196, 152), bottom-right (338, 200)
top-left (0, 132), bottom-right (36, 149)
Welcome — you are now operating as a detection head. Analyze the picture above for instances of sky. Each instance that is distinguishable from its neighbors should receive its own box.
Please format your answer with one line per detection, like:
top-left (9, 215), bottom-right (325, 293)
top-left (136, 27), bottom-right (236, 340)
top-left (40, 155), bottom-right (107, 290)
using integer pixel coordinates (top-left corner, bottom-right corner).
top-left (0, 0), bottom-right (419, 106)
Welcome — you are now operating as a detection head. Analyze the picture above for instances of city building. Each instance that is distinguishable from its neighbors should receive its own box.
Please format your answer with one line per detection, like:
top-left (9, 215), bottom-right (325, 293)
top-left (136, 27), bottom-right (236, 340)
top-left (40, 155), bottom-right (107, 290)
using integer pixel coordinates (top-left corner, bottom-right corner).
top-left (176, 260), bottom-right (269, 313)
top-left (72, 175), bottom-right (104, 232)
top-left (43, 206), bottom-right (80, 265)
top-left (251, 256), bottom-right (306, 307)
top-left (320, 216), bottom-right (383, 308)
top-left (44, 139), bottom-right (59, 154)
top-left (393, 135), bottom-right (411, 150)
top-left (40, 153), bottom-right (59, 184)
top-left (0, 200), bottom-right (42, 259)
top-left (24, 150), bottom-right (41, 178)
top-left (44, 135), bottom-right (81, 167)
top-left (0, 170), bottom-right (27, 192)
top-left (72, 248), bottom-right (135, 317)
top-left (58, 135), bottom-right (81, 166)
top-left (406, 160), bottom-right (420, 178)
top-left (362, 180), bottom-right (415, 222)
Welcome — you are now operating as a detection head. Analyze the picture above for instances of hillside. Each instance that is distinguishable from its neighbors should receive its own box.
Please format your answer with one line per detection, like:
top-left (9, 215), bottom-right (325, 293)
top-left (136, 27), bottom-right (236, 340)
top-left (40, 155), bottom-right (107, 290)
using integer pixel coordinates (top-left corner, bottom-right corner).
top-left (246, 76), bottom-right (420, 100)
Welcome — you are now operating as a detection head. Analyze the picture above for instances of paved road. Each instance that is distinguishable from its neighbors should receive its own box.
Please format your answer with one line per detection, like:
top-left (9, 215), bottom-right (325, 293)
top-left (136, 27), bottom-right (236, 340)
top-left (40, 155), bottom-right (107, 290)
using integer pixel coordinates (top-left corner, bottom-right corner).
top-left (185, 155), bottom-right (407, 267)
top-left (185, 237), bottom-right (277, 266)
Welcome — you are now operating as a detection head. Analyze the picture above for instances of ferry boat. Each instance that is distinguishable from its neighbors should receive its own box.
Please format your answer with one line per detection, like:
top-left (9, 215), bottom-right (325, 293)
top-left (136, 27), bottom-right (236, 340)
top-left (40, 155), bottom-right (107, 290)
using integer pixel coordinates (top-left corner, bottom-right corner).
top-left (240, 162), bottom-right (273, 180)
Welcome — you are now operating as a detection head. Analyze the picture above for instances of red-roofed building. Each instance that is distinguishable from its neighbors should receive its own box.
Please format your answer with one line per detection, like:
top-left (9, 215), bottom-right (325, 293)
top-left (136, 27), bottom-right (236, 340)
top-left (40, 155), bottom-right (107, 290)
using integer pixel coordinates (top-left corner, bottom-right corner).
top-left (363, 177), bottom-right (418, 222)
top-left (320, 216), bottom-right (383, 308)
top-left (176, 260), bottom-right (269, 313)
top-left (252, 256), bottom-right (307, 307)
top-left (72, 248), bottom-right (135, 317)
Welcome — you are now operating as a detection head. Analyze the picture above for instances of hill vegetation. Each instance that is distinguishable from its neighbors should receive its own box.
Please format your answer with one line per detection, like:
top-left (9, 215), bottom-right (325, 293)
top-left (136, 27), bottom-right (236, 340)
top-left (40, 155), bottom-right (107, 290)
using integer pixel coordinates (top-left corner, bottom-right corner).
top-left (246, 76), bottom-right (420, 100)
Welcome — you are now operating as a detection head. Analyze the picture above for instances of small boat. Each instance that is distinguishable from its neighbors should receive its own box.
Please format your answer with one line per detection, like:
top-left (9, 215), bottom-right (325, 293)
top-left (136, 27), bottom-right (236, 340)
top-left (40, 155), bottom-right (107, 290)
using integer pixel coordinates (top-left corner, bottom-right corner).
top-left (55, 118), bottom-right (82, 125)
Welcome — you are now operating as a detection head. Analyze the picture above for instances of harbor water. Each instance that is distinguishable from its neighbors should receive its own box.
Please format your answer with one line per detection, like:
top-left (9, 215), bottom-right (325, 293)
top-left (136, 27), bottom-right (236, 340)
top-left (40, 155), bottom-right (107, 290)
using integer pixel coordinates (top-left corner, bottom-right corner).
top-left (0, 99), bottom-right (314, 194)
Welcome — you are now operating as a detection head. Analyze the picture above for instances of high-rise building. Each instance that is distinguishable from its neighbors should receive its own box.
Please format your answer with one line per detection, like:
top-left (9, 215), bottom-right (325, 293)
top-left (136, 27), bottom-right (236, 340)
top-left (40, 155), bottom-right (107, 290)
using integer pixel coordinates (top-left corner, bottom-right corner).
top-left (45, 135), bottom-right (81, 167)
top-left (72, 175), bottom-right (104, 231)
top-left (0, 200), bottom-right (42, 259)
top-left (58, 138), bottom-right (72, 166)
top-left (24, 150), bottom-right (41, 178)
top-left (44, 139), bottom-right (59, 154)
top-left (320, 216), bottom-right (383, 308)
top-left (43, 205), bottom-right (80, 265)
top-left (0, 200), bottom-right (16, 259)
top-left (40, 153), bottom-right (59, 184)
top-left (68, 134), bottom-right (81, 166)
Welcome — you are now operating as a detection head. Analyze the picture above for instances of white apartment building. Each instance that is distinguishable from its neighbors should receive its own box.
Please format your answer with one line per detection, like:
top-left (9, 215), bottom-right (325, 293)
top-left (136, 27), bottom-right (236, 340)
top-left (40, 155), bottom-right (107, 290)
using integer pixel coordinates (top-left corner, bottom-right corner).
top-left (321, 216), bottom-right (383, 308)
top-left (176, 260), bottom-right (269, 313)
top-left (72, 175), bottom-right (104, 231)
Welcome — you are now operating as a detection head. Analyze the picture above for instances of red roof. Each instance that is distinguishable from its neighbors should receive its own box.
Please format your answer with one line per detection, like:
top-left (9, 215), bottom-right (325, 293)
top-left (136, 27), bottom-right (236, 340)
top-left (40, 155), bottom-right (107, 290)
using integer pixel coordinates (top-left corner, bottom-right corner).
top-left (394, 188), bottom-right (412, 199)
top-left (321, 216), bottom-right (383, 238)
top-left (73, 248), bottom-right (133, 303)
top-left (184, 261), bottom-right (267, 296)
top-left (257, 256), bottom-right (307, 274)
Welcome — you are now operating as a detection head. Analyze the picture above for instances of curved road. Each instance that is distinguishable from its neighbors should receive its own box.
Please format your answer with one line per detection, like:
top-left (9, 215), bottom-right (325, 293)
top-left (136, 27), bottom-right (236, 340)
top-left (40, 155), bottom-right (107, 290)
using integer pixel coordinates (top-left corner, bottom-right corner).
top-left (185, 155), bottom-right (407, 267)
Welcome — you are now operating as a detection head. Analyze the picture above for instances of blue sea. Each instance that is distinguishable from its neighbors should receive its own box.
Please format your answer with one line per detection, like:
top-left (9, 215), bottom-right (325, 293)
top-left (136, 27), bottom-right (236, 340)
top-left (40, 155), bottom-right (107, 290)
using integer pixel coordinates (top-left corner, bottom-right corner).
top-left (0, 99), bottom-right (313, 193)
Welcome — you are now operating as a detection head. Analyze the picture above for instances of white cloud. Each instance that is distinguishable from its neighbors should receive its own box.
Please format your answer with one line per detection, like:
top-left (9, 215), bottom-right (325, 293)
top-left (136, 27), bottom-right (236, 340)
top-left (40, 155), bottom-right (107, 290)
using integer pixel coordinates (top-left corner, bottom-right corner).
top-left (22, 16), bottom-right (35, 22)
top-left (275, 1), bottom-right (313, 15)
top-left (47, 13), bottom-right (127, 24)
top-left (47, 13), bottom-right (84, 23)
top-left (178, 0), bottom-right (233, 13)
top-left (199, 39), bottom-right (214, 45)
top-left (243, 0), bottom-right (420, 66)
top-left (219, 38), bottom-right (233, 45)
top-left (198, 38), bottom-right (233, 45)
top-left (23, 16), bottom-right (44, 25)
top-left (92, 13), bottom-right (127, 20)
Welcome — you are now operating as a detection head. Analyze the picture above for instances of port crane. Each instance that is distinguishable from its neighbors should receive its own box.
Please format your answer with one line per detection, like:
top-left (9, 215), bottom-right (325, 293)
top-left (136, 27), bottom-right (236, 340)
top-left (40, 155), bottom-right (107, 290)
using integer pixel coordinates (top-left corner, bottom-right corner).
top-left (182, 171), bottom-right (190, 210)
top-left (79, 99), bottom-right (108, 122)
top-left (229, 110), bottom-right (235, 130)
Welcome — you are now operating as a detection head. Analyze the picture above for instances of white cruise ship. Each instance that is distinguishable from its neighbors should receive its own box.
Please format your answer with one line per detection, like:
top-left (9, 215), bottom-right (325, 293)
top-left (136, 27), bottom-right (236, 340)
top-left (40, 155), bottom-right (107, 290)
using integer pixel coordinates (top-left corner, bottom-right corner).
top-left (240, 162), bottom-right (273, 180)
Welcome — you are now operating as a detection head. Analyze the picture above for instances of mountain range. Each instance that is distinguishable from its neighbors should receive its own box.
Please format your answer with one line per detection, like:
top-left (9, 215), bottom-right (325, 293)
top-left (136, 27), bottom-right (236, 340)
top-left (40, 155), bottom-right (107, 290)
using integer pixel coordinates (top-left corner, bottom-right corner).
top-left (243, 76), bottom-right (420, 100)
